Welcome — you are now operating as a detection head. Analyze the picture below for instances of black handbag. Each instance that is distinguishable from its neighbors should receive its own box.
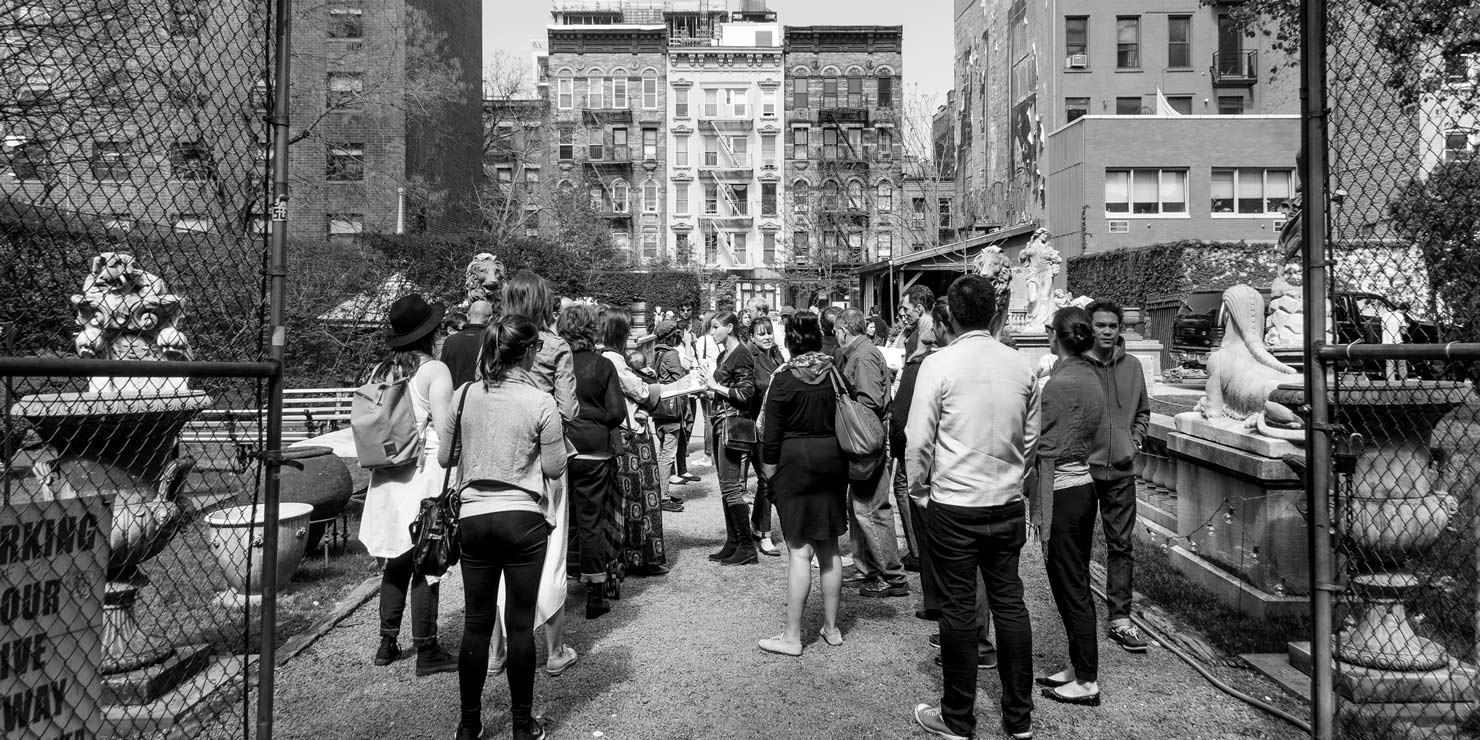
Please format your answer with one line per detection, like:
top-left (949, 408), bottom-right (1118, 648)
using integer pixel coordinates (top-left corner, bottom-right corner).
top-left (408, 383), bottom-right (470, 579)
top-left (722, 414), bottom-right (758, 452)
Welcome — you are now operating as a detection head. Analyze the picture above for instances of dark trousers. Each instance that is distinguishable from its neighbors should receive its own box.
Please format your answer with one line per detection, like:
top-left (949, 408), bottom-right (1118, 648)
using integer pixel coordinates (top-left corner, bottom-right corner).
top-left (913, 496), bottom-right (994, 653)
top-left (1093, 475), bottom-right (1138, 622)
top-left (1045, 483), bottom-right (1099, 682)
top-left (848, 460), bottom-right (904, 581)
top-left (570, 456), bottom-right (618, 580)
top-left (711, 425), bottom-right (749, 506)
top-left (927, 499), bottom-right (1033, 737)
top-left (748, 441), bottom-right (772, 535)
top-left (458, 511), bottom-right (549, 728)
top-left (379, 549), bottom-right (439, 646)
top-left (677, 401), bottom-right (696, 475)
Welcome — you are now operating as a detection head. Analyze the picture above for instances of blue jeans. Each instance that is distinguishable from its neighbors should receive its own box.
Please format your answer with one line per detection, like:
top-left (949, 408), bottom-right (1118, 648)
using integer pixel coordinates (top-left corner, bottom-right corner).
top-left (711, 423), bottom-right (749, 507)
top-left (848, 460), bottom-right (904, 581)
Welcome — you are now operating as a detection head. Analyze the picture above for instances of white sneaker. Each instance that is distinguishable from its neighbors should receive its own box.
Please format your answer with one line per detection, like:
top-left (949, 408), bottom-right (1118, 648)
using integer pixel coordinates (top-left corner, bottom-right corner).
top-left (544, 644), bottom-right (578, 676)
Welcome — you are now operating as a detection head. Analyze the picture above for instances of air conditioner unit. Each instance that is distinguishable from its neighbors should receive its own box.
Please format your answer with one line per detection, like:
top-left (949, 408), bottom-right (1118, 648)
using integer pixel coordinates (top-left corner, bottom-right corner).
top-left (762, 160), bottom-right (777, 170)
top-left (1108, 220), bottom-right (1130, 234)
top-left (792, 204), bottom-right (810, 214)
top-left (1066, 54), bottom-right (1088, 69)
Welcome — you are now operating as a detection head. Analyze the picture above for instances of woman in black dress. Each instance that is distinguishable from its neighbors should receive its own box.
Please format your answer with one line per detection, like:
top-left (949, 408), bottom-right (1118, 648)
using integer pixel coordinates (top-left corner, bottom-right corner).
top-left (756, 311), bottom-right (848, 656)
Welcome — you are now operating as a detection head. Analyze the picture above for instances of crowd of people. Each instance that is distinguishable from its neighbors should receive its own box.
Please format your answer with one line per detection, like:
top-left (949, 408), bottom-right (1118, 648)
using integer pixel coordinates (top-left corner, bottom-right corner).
top-left (355, 268), bottom-right (1152, 740)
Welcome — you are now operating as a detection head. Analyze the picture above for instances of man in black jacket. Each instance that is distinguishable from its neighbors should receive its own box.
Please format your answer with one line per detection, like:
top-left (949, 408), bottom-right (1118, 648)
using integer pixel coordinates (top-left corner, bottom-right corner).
top-left (441, 300), bottom-right (491, 387)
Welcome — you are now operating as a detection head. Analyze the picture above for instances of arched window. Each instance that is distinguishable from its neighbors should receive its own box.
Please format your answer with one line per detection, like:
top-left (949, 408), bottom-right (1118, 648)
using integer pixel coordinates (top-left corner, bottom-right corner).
top-left (642, 69), bottom-right (660, 109)
top-left (876, 181), bottom-right (894, 212)
top-left (558, 178), bottom-right (575, 194)
top-left (556, 73), bottom-right (574, 109)
top-left (821, 180), bottom-right (839, 210)
top-left (792, 179), bottom-right (810, 208)
top-left (846, 180), bottom-right (864, 209)
top-left (643, 179), bottom-right (659, 213)
top-left (823, 75), bottom-right (839, 108)
top-left (611, 179), bottom-right (630, 213)
top-left (590, 185), bottom-right (607, 211)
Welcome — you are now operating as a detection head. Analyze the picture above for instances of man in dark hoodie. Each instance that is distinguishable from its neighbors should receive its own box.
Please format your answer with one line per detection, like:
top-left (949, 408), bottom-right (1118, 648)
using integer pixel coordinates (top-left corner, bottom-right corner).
top-left (1084, 299), bottom-right (1151, 653)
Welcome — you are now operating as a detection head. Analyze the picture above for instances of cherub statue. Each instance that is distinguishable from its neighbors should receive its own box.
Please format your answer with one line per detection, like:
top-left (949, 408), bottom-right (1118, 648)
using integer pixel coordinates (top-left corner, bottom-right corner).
top-left (71, 252), bottom-right (191, 362)
top-left (1018, 229), bottom-right (1063, 332)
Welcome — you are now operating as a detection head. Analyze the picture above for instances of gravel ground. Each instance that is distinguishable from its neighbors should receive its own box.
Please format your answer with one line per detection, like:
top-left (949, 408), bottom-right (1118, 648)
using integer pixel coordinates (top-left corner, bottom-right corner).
top-left (269, 438), bottom-right (1308, 740)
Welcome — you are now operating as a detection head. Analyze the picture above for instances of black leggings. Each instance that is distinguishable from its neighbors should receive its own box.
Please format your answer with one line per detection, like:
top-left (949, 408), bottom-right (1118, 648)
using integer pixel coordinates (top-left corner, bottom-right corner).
top-left (1045, 482), bottom-right (1099, 683)
top-left (458, 511), bottom-right (549, 728)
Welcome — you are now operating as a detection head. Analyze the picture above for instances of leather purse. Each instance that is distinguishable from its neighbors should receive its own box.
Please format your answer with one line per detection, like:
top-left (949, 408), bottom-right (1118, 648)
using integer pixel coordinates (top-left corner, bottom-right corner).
top-left (408, 384), bottom-right (470, 579)
top-left (722, 414), bottom-right (758, 452)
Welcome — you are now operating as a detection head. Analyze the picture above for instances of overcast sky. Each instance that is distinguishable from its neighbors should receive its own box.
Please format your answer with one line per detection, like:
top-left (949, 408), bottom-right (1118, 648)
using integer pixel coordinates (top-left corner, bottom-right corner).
top-left (482, 0), bottom-right (954, 106)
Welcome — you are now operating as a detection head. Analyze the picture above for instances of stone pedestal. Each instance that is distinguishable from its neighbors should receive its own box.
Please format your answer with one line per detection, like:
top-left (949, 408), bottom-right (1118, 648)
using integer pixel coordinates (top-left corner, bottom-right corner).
top-left (101, 644), bottom-right (213, 705)
top-left (1125, 338), bottom-right (1164, 389)
top-left (1288, 641), bottom-right (1478, 704)
top-left (1011, 332), bottom-right (1051, 374)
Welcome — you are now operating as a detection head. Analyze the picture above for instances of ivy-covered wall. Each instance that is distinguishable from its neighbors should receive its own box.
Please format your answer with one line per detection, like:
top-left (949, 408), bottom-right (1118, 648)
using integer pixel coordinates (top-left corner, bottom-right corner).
top-left (1066, 240), bottom-right (1284, 309)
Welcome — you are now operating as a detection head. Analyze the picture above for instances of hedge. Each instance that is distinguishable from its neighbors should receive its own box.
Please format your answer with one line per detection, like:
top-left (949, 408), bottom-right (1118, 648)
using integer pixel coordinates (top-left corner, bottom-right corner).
top-left (1065, 240), bottom-right (1284, 310)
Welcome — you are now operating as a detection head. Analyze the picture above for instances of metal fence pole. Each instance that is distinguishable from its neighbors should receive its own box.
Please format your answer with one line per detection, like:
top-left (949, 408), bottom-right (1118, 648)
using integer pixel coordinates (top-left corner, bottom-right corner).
top-left (256, 0), bottom-right (293, 737)
top-left (1301, 0), bottom-right (1335, 737)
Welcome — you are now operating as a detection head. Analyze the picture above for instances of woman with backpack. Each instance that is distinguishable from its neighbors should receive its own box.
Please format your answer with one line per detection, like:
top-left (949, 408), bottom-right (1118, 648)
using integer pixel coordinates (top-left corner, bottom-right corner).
top-left (358, 294), bottom-right (458, 676)
top-left (441, 315), bottom-right (567, 740)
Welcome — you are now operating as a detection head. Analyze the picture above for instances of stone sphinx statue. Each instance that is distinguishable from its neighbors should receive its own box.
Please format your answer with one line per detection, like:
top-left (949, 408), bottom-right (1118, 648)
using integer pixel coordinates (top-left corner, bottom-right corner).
top-left (72, 252), bottom-right (191, 363)
top-left (1197, 284), bottom-right (1304, 440)
top-left (1018, 228), bottom-right (1062, 332)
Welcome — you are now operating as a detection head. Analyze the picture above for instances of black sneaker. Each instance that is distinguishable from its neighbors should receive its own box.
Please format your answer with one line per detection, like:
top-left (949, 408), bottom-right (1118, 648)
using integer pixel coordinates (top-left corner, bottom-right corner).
top-left (415, 643), bottom-right (458, 676)
top-left (860, 578), bottom-right (909, 598)
top-left (902, 554), bottom-right (921, 572)
top-left (374, 636), bottom-right (402, 666)
top-left (1108, 623), bottom-right (1150, 653)
top-left (841, 569), bottom-right (871, 587)
top-left (660, 498), bottom-right (685, 512)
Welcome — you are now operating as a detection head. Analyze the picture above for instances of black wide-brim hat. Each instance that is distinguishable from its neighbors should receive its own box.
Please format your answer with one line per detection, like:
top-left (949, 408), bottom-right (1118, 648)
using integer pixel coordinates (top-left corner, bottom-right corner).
top-left (385, 294), bottom-right (446, 348)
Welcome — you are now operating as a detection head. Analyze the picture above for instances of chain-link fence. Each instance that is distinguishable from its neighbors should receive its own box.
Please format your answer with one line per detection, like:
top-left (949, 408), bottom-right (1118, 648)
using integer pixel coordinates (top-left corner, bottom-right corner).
top-left (0, 2), bottom-right (291, 738)
top-left (1311, 1), bottom-right (1480, 737)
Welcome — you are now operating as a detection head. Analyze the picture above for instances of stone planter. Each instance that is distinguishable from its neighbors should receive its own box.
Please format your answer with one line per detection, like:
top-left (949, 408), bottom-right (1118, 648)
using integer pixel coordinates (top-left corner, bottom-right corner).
top-left (276, 446), bottom-right (354, 552)
top-left (205, 503), bottom-right (313, 600)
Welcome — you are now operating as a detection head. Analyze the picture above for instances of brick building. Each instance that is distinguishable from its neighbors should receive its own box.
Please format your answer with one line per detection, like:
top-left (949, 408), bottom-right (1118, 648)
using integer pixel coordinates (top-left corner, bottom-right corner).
top-left (483, 98), bottom-right (550, 242)
top-left (782, 25), bottom-right (905, 306)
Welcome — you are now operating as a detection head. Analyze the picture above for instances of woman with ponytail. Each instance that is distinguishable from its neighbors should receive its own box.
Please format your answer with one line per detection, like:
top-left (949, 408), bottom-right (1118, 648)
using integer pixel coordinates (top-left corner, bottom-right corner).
top-left (1032, 306), bottom-right (1108, 709)
top-left (440, 315), bottom-right (566, 740)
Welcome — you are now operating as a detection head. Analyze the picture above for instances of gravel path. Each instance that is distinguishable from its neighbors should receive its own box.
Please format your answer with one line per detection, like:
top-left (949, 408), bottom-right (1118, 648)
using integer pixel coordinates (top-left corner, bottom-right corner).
top-left (270, 441), bottom-right (1307, 740)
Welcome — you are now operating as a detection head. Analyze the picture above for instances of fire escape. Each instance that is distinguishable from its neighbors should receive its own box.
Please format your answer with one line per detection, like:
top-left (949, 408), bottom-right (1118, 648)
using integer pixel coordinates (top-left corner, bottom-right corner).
top-left (699, 118), bottom-right (755, 268)
top-left (814, 98), bottom-right (872, 267)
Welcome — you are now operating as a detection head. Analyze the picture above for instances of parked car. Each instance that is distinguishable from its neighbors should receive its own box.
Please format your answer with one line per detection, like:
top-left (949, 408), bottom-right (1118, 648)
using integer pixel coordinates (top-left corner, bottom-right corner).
top-left (1165, 289), bottom-right (1452, 381)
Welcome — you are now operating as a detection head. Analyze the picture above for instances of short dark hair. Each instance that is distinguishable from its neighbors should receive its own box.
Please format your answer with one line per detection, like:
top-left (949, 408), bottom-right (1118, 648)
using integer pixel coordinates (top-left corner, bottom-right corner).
top-left (838, 308), bottom-right (867, 335)
top-left (1051, 306), bottom-right (1095, 355)
top-left (749, 314), bottom-right (774, 337)
top-left (712, 310), bottom-right (739, 332)
top-left (557, 303), bottom-right (600, 352)
top-left (946, 274), bottom-right (998, 332)
top-left (820, 305), bottom-right (843, 333)
top-left (786, 311), bottom-right (824, 356)
top-left (905, 284), bottom-right (935, 310)
top-left (1085, 299), bottom-right (1124, 324)
top-left (600, 305), bottom-right (632, 350)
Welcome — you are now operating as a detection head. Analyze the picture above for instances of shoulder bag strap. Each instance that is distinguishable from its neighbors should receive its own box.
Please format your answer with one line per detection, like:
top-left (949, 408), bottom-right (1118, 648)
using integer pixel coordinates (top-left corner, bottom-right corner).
top-left (440, 383), bottom-right (472, 498)
top-left (827, 365), bottom-right (848, 400)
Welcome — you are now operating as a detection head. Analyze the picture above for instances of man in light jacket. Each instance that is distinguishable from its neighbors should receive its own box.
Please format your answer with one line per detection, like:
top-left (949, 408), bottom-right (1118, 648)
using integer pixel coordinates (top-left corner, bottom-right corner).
top-left (1085, 299), bottom-right (1152, 653)
top-left (835, 308), bottom-right (907, 598)
top-left (907, 274), bottom-right (1038, 740)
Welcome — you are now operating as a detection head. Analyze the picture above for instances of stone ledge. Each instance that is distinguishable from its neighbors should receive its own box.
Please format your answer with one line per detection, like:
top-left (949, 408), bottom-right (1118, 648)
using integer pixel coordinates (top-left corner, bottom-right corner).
top-left (1168, 432), bottom-right (1300, 485)
top-left (1134, 515), bottom-right (1308, 621)
top-left (1288, 641), bottom-right (1479, 705)
top-left (1174, 411), bottom-right (1303, 459)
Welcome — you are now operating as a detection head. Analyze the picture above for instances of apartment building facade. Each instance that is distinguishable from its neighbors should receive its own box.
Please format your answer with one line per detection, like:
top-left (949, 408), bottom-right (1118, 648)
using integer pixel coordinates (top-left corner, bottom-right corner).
top-left (667, 10), bottom-right (785, 308)
top-left (783, 25), bottom-right (905, 304)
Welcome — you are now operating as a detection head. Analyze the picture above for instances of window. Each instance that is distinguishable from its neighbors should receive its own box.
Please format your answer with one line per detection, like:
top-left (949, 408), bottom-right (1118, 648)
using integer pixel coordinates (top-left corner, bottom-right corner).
top-left (1167, 96), bottom-right (1193, 115)
top-left (763, 233), bottom-right (777, 264)
top-left (728, 184), bottom-right (749, 215)
top-left (675, 232), bottom-right (691, 260)
top-left (169, 141), bottom-right (210, 181)
top-left (762, 135), bottom-right (777, 166)
top-left (172, 214), bottom-right (212, 233)
top-left (590, 186), bottom-right (605, 210)
top-left (1168, 16), bottom-right (1192, 68)
top-left (642, 128), bottom-right (658, 161)
top-left (1445, 130), bottom-right (1475, 162)
top-left (703, 136), bottom-right (719, 166)
top-left (728, 88), bottom-right (749, 117)
top-left (557, 75), bottom-right (573, 109)
top-left (846, 180), bottom-right (864, 210)
top-left (1116, 97), bottom-right (1141, 115)
top-left (327, 72), bottom-right (364, 109)
top-left (588, 76), bottom-right (604, 109)
top-left (762, 90), bottom-right (777, 118)
top-left (1065, 16), bottom-right (1088, 60)
top-left (327, 4), bottom-right (363, 39)
top-left (761, 183), bottom-right (777, 216)
top-left (877, 128), bottom-right (894, 160)
top-left (327, 142), bottom-right (364, 180)
top-left (1445, 51), bottom-right (1477, 85)
top-left (791, 127), bottom-right (808, 159)
top-left (704, 229), bottom-right (719, 263)
top-left (704, 183), bottom-right (718, 214)
top-left (938, 198), bottom-right (953, 228)
top-left (1217, 95), bottom-right (1245, 115)
top-left (733, 232), bottom-right (747, 261)
top-left (612, 76), bottom-right (628, 108)
top-left (524, 167), bottom-right (540, 188)
top-left (612, 127), bottom-right (629, 160)
top-left (1106, 168), bottom-right (1188, 214)
top-left (879, 232), bottom-right (894, 258)
top-left (846, 232), bottom-right (863, 260)
top-left (589, 129), bottom-right (604, 160)
top-left (1211, 168), bottom-right (1294, 214)
top-left (792, 77), bottom-right (808, 109)
top-left (1066, 97), bottom-right (1090, 123)
top-left (822, 180), bottom-right (839, 210)
top-left (794, 230), bottom-right (810, 258)
top-left (558, 129), bottom-right (574, 160)
top-left (729, 136), bottom-right (748, 166)
top-left (791, 180), bottom-right (809, 209)
top-left (675, 182), bottom-right (690, 215)
top-left (91, 140), bottom-right (129, 181)
top-left (642, 74), bottom-right (658, 109)
top-left (877, 76), bottom-right (893, 108)
top-left (704, 89), bottom-right (719, 117)
top-left (611, 180), bottom-right (629, 213)
top-left (877, 182), bottom-right (894, 212)
top-left (644, 179), bottom-right (659, 213)
top-left (756, 30), bottom-right (774, 46)
top-left (846, 77), bottom-right (863, 107)
top-left (6, 139), bottom-right (44, 180)
top-left (823, 128), bottom-right (839, 160)
top-left (641, 230), bottom-right (659, 260)
top-left (327, 213), bottom-right (363, 244)
top-left (674, 87), bottom-right (689, 117)
top-left (674, 135), bottom-right (688, 166)
top-left (822, 77), bottom-right (838, 108)
top-left (1116, 16), bottom-right (1141, 69)
top-left (167, 0), bottom-right (203, 38)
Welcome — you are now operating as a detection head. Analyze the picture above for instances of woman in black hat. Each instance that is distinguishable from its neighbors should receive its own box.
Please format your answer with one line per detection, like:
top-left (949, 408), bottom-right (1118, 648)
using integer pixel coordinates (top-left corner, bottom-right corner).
top-left (359, 294), bottom-right (458, 676)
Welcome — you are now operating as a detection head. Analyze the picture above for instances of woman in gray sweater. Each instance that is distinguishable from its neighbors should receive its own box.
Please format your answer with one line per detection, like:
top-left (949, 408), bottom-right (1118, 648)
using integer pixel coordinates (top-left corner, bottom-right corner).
top-left (441, 315), bottom-right (567, 740)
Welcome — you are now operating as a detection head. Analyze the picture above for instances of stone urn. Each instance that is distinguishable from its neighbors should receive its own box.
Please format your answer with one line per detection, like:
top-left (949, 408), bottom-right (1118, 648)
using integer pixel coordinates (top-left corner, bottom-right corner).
top-left (276, 446), bottom-right (353, 552)
top-left (204, 502), bottom-right (314, 601)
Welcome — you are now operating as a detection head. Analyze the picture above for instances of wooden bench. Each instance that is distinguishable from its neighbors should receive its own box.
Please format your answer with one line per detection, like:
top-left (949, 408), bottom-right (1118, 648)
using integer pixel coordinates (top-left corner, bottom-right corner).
top-left (180, 387), bottom-right (357, 470)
